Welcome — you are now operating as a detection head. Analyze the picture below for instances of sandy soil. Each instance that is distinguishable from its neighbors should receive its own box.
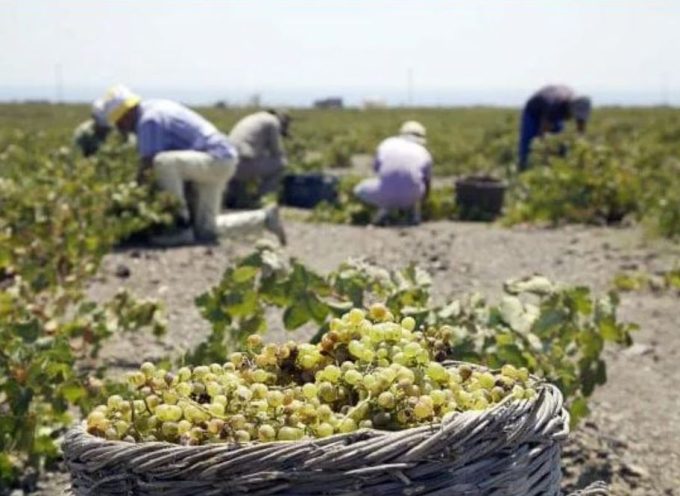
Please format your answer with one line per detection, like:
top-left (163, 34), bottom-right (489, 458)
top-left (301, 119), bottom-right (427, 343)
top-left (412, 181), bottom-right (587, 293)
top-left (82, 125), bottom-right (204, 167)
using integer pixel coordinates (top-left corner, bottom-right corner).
top-left (32, 217), bottom-right (679, 496)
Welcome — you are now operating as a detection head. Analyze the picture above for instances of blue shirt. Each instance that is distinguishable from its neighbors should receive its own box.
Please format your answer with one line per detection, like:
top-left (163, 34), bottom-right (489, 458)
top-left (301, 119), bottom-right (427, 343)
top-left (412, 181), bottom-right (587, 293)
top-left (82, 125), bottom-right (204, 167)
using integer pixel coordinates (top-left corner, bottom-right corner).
top-left (136, 99), bottom-right (237, 160)
top-left (525, 85), bottom-right (574, 126)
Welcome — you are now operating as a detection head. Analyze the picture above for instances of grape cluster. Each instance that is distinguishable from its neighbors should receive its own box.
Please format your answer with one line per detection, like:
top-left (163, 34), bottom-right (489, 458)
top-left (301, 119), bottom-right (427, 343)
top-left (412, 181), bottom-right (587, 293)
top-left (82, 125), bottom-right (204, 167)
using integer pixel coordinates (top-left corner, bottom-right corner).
top-left (87, 305), bottom-right (536, 445)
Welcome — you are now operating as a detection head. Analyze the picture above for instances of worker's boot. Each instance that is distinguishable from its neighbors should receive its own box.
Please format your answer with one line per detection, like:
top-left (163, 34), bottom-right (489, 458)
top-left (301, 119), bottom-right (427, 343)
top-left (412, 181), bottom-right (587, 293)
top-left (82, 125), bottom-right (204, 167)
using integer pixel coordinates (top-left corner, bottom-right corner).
top-left (264, 205), bottom-right (287, 246)
top-left (407, 206), bottom-right (422, 226)
top-left (372, 208), bottom-right (391, 226)
top-left (149, 217), bottom-right (195, 247)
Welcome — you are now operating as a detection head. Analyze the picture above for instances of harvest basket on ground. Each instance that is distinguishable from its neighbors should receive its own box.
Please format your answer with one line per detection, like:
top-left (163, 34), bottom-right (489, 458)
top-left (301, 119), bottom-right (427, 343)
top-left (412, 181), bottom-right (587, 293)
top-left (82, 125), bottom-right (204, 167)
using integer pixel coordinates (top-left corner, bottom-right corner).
top-left (454, 175), bottom-right (507, 221)
top-left (281, 173), bottom-right (339, 209)
top-left (63, 362), bottom-right (605, 496)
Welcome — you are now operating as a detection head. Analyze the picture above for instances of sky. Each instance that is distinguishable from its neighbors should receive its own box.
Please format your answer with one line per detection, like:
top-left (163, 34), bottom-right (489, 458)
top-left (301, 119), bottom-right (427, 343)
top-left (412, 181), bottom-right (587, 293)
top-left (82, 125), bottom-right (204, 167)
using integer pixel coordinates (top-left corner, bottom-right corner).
top-left (2, 0), bottom-right (680, 106)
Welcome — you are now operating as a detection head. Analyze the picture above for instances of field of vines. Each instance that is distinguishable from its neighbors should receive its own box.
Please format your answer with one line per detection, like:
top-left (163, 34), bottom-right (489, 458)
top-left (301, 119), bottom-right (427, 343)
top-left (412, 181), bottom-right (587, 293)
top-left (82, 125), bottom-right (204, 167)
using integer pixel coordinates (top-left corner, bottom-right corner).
top-left (1, 103), bottom-right (679, 495)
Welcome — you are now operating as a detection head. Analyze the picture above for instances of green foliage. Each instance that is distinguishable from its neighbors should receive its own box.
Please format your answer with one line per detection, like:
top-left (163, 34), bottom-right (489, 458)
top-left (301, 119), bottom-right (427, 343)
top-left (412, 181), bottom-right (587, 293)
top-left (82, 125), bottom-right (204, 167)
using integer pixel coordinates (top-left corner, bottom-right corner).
top-left (0, 128), bottom-right (170, 490)
top-left (613, 268), bottom-right (680, 293)
top-left (504, 113), bottom-right (680, 238)
top-left (192, 246), bottom-right (636, 426)
top-left (504, 135), bottom-right (639, 226)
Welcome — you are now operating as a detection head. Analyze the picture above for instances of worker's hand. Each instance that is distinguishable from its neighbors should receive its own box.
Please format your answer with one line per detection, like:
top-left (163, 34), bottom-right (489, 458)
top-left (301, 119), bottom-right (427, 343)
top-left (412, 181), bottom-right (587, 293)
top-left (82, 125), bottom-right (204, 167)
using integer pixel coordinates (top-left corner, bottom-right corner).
top-left (136, 158), bottom-right (154, 185)
top-left (137, 167), bottom-right (155, 185)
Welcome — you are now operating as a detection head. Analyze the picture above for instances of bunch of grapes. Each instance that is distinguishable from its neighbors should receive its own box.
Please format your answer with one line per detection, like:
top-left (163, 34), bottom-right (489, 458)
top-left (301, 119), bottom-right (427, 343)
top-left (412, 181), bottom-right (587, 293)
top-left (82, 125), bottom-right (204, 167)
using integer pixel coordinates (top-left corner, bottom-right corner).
top-left (87, 305), bottom-right (536, 445)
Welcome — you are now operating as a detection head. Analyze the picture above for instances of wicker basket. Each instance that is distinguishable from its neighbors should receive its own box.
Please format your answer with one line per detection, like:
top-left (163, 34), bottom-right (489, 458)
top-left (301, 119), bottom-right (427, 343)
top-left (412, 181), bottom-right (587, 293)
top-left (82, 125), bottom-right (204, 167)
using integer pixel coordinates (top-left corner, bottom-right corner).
top-left (281, 173), bottom-right (339, 209)
top-left (63, 369), bottom-right (605, 496)
top-left (454, 175), bottom-right (507, 221)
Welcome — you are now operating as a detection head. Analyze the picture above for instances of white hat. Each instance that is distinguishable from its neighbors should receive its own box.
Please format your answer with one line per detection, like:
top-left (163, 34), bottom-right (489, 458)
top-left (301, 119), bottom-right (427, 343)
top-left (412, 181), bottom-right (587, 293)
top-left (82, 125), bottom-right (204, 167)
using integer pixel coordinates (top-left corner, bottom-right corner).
top-left (570, 96), bottom-right (592, 121)
top-left (91, 99), bottom-right (110, 128)
top-left (399, 120), bottom-right (427, 145)
top-left (101, 84), bottom-right (141, 125)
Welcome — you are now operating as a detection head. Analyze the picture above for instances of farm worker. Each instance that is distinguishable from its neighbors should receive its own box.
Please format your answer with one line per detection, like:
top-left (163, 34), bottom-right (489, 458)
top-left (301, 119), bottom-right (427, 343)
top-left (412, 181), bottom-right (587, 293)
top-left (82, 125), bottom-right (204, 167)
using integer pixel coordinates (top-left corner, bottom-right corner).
top-left (226, 109), bottom-right (291, 206)
top-left (354, 121), bottom-right (432, 226)
top-left (100, 85), bottom-right (286, 246)
top-left (518, 85), bottom-right (592, 171)
top-left (73, 99), bottom-right (111, 157)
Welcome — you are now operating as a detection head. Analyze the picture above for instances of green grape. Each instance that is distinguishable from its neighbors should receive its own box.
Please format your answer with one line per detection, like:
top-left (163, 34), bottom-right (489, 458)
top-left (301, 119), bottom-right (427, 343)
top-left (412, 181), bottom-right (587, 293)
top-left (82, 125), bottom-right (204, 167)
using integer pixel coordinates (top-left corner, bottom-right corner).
top-left (207, 418), bottom-right (225, 435)
top-left (343, 369), bottom-right (362, 385)
top-left (322, 365), bottom-right (342, 383)
top-left (193, 366), bottom-right (210, 379)
top-left (430, 389), bottom-right (446, 406)
top-left (316, 422), bottom-right (334, 437)
top-left (302, 383), bottom-right (318, 399)
top-left (277, 426), bottom-right (302, 441)
top-left (234, 430), bottom-right (251, 442)
top-left (318, 382), bottom-right (336, 402)
top-left (228, 414), bottom-right (246, 430)
top-left (338, 418), bottom-right (358, 433)
top-left (266, 390), bottom-right (284, 407)
top-left (230, 352), bottom-right (245, 367)
top-left (209, 403), bottom-right (225, 417)
top-left (377, 391), bottom-right (396, 409)
top-left (127, 371), bottom-right (146, 388)
top-left (501, 364), bottom-right (518, 379)
top-left (177, 367), bottom-right (192, 382)
top-left (156, 404), bottom-right (182, 422)
top-left (317, 404), bottom-right (333, 420)
top-left (246, 334), bottom-right (263, 350)
top-left (426, 362), bottom-right (448, 382)
top-left (175, 382), bottom-right (191, 397)
top-left (105, 427), bottom-right (119, 440)
top-left (251, 383), bottom-right (269, 399)
top-left (298, 354), bottom-right (318, 369)
top-left (403, 342), bottom-right (421, 358)
top-left (401, 316), bottom-right (416, 332)
top-left (478, 372), bottom-right (496, 390)
top-left (107, 395), bottom-right (123, 411)
top-left (178, 420), bottom-right (192, 435)
top-left (236, 385), bottom-right (253, 401)
top-left (258, 424), bottom-right (276, 441)
top-left (252, 369), bottom-right (268, 383)
top-left (87, 410), bottom-right (108, 430)
top-left (140, 362), bottom-right (156, 377)
top-left (348, 340), bottom-right (364, 358)
top-left (347, 308), bottom-right (365, 325)
top-left (413, 399), bottom-right (433, 419)
top-left (517, 367), bottom-right (530, 382)
top-left (162, 390), bottom-right (179, 405)
top-left (512, 385), bottom-right (525, 399)
top-left (161, 421), bottom-right (179, 438)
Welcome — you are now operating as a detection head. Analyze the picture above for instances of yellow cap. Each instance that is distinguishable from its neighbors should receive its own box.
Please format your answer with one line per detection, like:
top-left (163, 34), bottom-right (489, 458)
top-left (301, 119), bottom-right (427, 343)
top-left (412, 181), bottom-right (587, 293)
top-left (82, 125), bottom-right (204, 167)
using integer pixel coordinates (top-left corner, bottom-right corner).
top-left (101, 84), bottom-right (141, 125)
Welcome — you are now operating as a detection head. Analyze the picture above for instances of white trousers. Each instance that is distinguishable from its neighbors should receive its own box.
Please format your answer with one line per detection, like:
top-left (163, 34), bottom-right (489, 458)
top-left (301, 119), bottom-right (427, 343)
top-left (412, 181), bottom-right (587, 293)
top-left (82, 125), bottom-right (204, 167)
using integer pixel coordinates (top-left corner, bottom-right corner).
top-left (153, 151), bottom-right (236, 237)
top-left (215, 209), bottom-right (268, 237)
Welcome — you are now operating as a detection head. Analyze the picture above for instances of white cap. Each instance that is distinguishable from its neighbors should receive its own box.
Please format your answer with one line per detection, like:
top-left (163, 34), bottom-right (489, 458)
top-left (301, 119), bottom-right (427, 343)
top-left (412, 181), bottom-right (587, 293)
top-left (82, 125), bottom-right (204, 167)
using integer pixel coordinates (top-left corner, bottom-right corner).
top-left (399, 120), bottom-right (427, 145)
top-left (91, 99), bottom-right (110, 128)
top-left (570, 96), bottom-right (592, 121)
top-left (101, 84), bottom-right (141, 125)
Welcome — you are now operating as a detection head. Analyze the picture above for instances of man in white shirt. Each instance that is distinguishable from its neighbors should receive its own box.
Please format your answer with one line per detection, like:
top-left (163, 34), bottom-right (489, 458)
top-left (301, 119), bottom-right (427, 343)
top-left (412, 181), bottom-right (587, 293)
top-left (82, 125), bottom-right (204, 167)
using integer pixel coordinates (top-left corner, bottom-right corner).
top-left (227, 109), bottom-right (290, 206)
top-left (354, 121), bottom-right (433, 226)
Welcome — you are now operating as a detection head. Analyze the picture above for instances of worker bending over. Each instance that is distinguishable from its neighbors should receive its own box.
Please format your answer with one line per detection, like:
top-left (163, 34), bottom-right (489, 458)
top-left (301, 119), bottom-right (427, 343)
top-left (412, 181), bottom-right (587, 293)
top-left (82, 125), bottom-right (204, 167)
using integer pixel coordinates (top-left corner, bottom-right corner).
top-left (518, 85), bottom-right (592, 171)
top-left (226, 109), bottom-right (290, 207)
top-left (354, 121), bottom-right (432, 226)
top-left (100, 85), bottom-right (285, 246)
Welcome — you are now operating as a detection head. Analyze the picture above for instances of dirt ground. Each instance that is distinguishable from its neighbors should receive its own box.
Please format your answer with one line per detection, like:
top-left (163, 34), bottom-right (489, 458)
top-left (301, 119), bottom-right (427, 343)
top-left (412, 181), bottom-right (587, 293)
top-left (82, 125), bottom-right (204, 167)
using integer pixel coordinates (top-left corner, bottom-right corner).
top-left (34, 217), bottom-right (679, 496)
